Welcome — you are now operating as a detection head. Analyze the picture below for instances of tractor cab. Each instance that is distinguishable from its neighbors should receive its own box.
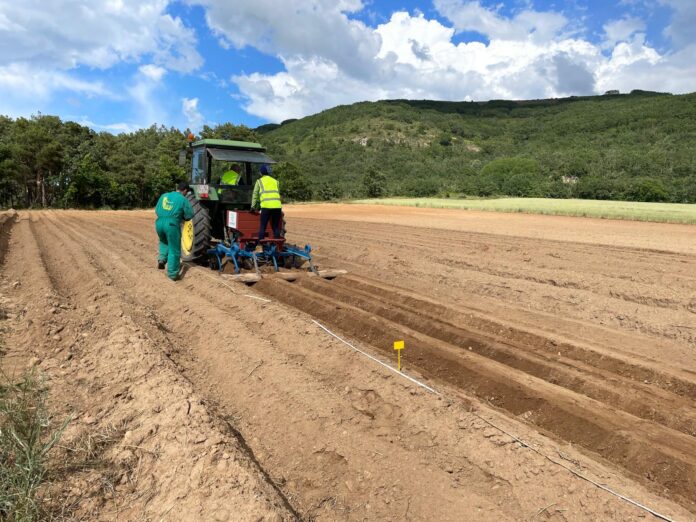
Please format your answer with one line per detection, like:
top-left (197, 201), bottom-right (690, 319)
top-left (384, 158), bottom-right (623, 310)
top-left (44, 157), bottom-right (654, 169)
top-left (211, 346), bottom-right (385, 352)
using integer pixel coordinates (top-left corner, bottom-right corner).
top-left (185, 138), bottom-right (277, 209)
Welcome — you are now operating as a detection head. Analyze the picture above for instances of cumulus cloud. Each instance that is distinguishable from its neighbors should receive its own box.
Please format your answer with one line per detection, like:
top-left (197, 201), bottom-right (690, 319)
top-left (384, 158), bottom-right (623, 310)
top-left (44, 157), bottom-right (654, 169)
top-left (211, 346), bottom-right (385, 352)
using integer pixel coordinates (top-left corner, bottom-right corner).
top-left (225, 9), bottom-right (603, 120)
top-left (603, 16), bottom-right (646, 47)
top-left (0, 0), bottom-right (201, 123)
top-left (0, 0), bottom-right (202, 72)
top-left (191, 0), bottom-right (380, 79)
top-left (191, 1), bottom-right (696, 122)
top-left (433, 0), bottom-right (568, 42)
top-left (182, 97), bottom-right (205, 131)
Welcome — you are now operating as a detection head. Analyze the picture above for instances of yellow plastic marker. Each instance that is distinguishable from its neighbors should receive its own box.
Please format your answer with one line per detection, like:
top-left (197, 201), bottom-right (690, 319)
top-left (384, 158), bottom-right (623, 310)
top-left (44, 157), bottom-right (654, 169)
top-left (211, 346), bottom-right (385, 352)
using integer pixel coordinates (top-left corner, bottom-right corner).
top-left (393, 340), bottom-right (405, 371)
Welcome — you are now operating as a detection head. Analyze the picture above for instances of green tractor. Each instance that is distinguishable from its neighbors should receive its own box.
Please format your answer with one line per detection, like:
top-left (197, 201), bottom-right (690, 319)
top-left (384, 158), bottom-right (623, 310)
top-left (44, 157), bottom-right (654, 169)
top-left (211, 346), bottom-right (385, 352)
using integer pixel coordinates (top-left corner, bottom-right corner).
top-left (178, 137), bottom-right (278, 261)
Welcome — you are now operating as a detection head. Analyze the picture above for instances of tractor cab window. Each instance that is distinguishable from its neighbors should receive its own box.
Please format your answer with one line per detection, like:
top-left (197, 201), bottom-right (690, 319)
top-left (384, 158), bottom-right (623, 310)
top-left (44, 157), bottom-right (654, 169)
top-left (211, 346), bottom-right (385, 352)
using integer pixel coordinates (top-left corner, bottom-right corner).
top-left (191, 148), bottom-right (206, 184)
top-left (209, 162), bottom-right (225, 185)
top-left (211, 162), bottom-right (249, 186)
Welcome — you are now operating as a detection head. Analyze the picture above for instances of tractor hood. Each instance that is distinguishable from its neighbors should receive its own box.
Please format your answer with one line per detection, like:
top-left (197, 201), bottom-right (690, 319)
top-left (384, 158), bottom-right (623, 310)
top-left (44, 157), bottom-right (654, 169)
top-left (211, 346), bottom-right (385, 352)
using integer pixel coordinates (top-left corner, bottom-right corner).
top-left (207, 147), bottom-right (277, 164)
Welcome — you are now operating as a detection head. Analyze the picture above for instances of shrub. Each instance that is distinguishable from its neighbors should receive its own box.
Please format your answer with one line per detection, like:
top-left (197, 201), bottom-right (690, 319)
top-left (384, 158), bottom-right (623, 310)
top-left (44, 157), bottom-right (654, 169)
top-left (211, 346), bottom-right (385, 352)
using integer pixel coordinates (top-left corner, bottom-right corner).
top-left (480, 157), bottom-right (547, 197)
top-left (315, 183), bottom-right (342, 201)
top-left (438, 133), bottom-right (452, 146)
top-left (624, 178), bottom-right (669, 202)
top-left (575, 176), bottom-right (626, 200)
top-left (362, 168), bottom-right (388, 198)
top-left (400, 178), bottom-right (440, 197)
top-left (275, 162), bottom-right (313, 202)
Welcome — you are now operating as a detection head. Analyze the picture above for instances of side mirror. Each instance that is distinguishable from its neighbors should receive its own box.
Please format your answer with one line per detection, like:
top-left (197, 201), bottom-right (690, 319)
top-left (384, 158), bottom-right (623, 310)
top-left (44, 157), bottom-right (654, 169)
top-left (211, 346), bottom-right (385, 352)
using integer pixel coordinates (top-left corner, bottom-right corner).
top-left (178, 150), bottom-right (187, 167)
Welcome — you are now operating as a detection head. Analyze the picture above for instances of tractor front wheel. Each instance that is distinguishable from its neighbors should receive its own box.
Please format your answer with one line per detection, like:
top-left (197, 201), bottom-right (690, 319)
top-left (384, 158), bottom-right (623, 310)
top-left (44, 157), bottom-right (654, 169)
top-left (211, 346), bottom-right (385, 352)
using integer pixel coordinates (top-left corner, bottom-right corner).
top-left (181, 193), bottom-right (211, 261)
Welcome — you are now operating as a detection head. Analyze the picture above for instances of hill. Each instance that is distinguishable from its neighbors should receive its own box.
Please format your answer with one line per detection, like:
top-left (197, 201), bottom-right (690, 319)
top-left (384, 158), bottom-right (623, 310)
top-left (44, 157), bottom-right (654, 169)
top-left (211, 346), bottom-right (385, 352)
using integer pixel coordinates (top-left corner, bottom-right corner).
top-left (0, 91), bottom-right (694, 209)
top-left (259, 91), bottom-right (696, 203)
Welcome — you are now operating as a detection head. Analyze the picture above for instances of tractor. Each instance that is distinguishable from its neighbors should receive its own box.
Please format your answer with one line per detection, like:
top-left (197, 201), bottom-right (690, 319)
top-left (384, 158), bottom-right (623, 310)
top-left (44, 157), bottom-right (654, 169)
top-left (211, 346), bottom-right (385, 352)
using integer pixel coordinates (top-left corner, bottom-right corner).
top-left (178, 137), bottom-right (315, 277)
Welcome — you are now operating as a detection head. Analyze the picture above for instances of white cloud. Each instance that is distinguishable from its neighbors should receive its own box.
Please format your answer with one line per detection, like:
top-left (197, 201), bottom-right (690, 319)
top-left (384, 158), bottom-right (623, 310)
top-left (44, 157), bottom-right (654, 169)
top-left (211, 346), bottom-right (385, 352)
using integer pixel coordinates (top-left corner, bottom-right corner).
top-left (127, 65), bottom-right (170, 126)
top-left (0, 63), bottom-right (110, 99)
top-left (433, 0), bottom-right (568, 42)
top-left (189, 0), bottom-right (380, 79)
top-left (182, 97), bottom-right (205, 131)
top-left (228, 10), bottom-right (602, 120)
top-left (234, 58), bottom-right (389, 123)
top-left (0, 0), bottom-right (202, 119)
top-left (0, 63), bottom-right (111, 117)
top-left (139, 64), bottom-right (167, 82)
top-left (76, 118), bottom-right (141, 134)
top-left (603, 16), bottom-right (646, 47)
top-left (0, 0), bottom-right (201, 72)
top-left (193, 2), bottom-right (696, 122)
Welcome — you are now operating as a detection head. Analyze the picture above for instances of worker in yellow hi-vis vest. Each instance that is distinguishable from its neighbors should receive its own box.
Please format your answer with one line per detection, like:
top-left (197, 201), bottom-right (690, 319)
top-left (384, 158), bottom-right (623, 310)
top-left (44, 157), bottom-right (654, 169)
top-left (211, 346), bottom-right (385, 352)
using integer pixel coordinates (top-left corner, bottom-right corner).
top-left (251, 164), bottom-right (282, 240)
top-left (221, 163), bottom-right (241, 186)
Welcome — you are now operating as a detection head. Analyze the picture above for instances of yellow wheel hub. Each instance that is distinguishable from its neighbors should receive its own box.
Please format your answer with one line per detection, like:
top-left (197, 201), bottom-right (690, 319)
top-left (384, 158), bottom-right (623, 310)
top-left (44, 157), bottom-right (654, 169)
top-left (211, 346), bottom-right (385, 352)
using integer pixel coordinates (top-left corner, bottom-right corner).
top-left (181, 220), bottom-right (194, 255)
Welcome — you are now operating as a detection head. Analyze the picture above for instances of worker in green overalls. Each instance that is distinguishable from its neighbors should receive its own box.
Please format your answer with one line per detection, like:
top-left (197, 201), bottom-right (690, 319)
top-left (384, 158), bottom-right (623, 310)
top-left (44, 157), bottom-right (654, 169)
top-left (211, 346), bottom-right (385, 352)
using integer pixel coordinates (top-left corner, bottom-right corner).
top-left (155, 181), bottom-right (194, 281)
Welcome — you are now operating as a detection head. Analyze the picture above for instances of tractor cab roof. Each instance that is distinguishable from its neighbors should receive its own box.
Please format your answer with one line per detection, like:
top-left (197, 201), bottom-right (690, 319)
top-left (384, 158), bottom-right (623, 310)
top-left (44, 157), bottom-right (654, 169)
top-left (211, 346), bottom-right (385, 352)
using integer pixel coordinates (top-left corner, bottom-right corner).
top-left (192, 138), bottom-right (265, 151)
top-left (192, 138), bottom-right (276, 164)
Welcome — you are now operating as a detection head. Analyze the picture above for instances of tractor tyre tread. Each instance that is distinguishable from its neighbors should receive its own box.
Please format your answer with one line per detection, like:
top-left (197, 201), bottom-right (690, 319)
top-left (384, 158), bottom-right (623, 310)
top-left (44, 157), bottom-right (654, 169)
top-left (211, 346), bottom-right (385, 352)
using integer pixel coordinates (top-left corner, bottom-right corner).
top-left (182, 193), bottom-right (211, 261)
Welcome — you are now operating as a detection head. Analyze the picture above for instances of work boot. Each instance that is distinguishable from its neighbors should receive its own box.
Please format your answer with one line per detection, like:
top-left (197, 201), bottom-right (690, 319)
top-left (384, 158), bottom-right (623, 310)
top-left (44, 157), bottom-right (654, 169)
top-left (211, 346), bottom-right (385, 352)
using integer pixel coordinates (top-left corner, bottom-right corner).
top-left (169, 264), bottom-right (188, 281)
top-left (157, 259), bottom-right (166, 270)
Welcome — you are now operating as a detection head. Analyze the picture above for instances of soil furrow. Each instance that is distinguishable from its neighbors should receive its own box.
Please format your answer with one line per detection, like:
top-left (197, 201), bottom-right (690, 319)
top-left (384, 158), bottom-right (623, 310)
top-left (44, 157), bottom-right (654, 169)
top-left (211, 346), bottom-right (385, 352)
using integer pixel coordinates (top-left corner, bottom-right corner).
top-left (332, 275), bottom-right (696, 401)
top-left (255, 277), bottom-right (696, 510)
top-left (289, 219), bottom-right (696, 349)
top-left (303, 276), bottom-right (696, 436)
top-left (15, 208), bottom-right (694, 520)
top-left (44, 214), bottom-right (531, 520)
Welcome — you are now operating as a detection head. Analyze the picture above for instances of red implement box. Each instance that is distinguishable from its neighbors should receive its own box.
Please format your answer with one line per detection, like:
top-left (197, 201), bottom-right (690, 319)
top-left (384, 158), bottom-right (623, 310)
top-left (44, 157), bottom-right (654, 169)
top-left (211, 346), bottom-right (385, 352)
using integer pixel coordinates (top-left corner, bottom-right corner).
top-left (227, 210), bottom-right (279, 247)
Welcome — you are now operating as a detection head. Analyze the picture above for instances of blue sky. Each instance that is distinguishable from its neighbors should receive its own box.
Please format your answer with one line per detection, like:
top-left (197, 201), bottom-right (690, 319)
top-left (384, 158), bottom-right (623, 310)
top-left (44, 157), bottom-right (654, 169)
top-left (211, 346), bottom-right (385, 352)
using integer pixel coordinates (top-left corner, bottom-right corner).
top-left (0, 0), bottom-right (694, 132)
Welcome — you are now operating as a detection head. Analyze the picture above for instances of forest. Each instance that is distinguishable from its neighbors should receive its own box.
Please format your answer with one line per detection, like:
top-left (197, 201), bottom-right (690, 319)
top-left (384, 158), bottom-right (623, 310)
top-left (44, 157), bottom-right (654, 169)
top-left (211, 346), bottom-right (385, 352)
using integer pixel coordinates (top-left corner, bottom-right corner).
top-left (1, 90), bottom-right (695, 208)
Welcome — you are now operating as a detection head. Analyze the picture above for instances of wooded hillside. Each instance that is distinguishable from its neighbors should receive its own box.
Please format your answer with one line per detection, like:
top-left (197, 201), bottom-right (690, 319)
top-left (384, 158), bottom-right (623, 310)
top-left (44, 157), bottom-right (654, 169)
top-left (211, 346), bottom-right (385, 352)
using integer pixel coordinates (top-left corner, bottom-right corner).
top-left (261, 90), bottom-right (696, 203)
top-left (1, 91), bottom-right (694, 208)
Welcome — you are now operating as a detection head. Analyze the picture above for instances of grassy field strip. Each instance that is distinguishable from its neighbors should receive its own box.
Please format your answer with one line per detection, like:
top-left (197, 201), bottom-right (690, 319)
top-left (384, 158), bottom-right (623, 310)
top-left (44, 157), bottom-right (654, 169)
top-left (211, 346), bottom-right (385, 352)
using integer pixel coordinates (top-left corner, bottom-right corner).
top-left (351, 198), bottom-right (696, 224)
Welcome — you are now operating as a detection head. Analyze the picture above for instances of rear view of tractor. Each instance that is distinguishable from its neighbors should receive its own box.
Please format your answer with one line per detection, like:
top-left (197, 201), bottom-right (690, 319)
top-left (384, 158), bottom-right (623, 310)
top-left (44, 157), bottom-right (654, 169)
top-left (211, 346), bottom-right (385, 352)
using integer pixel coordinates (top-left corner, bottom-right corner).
top-left (179, 137), bottom-right (324, 280)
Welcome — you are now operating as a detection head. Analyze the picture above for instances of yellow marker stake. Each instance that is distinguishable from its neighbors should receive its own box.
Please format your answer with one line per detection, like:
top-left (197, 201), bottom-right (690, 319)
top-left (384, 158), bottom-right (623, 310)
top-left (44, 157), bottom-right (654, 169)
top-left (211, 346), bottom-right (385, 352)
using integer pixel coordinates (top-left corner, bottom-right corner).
top-left (394, 340), bottom-right (405, 371)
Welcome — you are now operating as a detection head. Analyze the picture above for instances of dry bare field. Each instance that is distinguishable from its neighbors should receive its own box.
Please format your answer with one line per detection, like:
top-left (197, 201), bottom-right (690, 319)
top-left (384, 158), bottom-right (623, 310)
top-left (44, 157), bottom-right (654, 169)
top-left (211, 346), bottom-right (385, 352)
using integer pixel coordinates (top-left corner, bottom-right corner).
top-left (1, 205), bottom-right (695, 520)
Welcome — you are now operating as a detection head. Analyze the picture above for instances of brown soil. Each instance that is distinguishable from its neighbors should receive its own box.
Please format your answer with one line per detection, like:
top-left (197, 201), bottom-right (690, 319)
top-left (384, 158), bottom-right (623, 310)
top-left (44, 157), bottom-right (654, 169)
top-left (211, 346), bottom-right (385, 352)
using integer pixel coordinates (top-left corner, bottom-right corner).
top-left (0, 209), bottom-right (16, 265)
top-left (1, 206), bottom-right (694, 521)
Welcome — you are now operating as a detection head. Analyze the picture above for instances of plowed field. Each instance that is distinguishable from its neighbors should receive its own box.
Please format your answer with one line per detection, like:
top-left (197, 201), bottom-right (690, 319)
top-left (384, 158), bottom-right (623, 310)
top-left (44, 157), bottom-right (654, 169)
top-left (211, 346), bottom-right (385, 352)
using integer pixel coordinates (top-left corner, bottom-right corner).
top-left (1, 205), bottom-right (694, 521)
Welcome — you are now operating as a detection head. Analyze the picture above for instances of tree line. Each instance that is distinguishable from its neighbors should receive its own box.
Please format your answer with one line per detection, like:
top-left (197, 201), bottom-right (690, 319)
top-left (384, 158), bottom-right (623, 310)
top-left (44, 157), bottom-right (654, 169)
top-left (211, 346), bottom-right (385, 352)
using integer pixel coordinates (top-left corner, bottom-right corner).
top-left (0, 115), bottom-right (187, 209)
top-left (0, 118), bottom-right (268, 209)
top-left (1, 91), bottom-right (695, 209)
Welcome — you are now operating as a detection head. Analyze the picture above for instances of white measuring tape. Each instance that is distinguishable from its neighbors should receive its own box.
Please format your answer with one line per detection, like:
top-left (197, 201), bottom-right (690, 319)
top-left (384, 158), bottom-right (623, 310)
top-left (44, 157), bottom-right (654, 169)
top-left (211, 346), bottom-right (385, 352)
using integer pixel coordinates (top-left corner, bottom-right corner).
top-left (312, 320), bottom-right (439, 395)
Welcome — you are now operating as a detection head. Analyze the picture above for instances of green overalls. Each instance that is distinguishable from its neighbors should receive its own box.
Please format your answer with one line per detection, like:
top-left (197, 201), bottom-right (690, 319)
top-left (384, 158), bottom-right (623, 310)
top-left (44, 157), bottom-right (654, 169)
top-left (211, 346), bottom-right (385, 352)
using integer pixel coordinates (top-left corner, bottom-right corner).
top-left (155, 191), bottom-right (194, 279)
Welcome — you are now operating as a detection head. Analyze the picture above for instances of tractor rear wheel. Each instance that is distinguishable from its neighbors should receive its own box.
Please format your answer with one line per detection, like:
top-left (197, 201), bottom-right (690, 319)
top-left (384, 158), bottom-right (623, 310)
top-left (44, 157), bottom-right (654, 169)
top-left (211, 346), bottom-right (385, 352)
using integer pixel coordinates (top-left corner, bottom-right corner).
top-left (181, 193), bottom-right (211, 261)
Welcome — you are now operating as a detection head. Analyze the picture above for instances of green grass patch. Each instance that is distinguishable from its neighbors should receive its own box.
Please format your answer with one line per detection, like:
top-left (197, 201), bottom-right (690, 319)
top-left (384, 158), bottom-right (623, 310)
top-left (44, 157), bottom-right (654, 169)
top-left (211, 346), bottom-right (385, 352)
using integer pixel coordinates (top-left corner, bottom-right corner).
top-left (0, 370), bottom-right (70, 521)
top-left (351, 197), bottom-right (696, 224)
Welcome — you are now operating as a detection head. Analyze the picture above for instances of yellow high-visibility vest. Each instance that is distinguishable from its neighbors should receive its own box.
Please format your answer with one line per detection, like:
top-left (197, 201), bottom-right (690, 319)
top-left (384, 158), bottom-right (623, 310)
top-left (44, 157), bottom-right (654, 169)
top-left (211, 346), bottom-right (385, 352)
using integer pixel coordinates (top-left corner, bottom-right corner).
top-left (221, 170), bottom-right (239, 185)
top-left (259, 175), bottom-right (282, 209)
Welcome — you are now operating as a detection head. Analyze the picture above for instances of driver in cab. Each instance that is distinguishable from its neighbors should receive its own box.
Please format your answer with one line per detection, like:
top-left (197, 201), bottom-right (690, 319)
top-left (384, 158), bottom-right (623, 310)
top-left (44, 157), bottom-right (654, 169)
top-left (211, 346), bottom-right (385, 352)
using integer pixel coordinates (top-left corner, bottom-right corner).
top-left (221, 163), bottom-right (242, 186)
